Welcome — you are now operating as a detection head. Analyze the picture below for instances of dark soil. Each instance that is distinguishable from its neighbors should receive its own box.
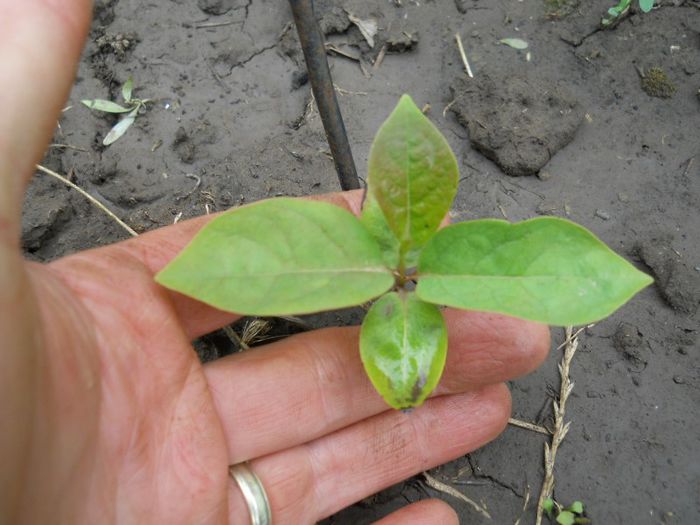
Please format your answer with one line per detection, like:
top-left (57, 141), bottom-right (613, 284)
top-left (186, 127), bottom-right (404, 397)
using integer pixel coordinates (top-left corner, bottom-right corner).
top-left (22, 0), bottom-right (700, 523)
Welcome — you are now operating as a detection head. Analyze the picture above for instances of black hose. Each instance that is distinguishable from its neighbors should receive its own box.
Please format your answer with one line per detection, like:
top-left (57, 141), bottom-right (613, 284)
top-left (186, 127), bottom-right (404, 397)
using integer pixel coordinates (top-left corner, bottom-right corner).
top-left (288, 0), bottom-right (360, 191)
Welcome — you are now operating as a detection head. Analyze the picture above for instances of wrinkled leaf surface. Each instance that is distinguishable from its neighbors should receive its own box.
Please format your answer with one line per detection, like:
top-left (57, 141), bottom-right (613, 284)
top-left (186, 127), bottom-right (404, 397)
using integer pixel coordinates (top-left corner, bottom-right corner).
top-left (360, 291), bottom-right (447, 409)
top-left (416, 217), bottom-right (653, 325)
top-left (367, 95), bottom-right (458, 264)
top-left (157, 198), bottom-right (394, 315)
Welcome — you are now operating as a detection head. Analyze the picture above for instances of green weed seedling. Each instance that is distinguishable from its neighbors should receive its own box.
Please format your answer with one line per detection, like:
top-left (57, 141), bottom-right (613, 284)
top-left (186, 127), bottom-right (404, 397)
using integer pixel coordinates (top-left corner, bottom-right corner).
top-left (81, 77), bottom-right (151, 145)
top-left (543, 498), bottom-right (591, 524)
top-left (156, 95), bottom-right (652, 410)
top-left (602, 0), bottom-right (655, 27)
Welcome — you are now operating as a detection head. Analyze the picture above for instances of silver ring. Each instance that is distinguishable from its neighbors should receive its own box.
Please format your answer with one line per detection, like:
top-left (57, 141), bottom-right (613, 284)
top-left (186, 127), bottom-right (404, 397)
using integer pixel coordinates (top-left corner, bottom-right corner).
top-left (229, 462), bottom-right (272, 525)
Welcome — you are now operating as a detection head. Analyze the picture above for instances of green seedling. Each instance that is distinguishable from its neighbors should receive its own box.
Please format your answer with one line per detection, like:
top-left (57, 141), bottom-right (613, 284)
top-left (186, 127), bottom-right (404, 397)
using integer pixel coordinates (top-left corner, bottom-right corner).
top-left (81, 77), bottom-right (151, 145)
top-left (156, 95), bottom-right (652, 410)
top-left (543, 498), bottom-right (591, 524)
top-left (602, 0), bottom-right (655, 27)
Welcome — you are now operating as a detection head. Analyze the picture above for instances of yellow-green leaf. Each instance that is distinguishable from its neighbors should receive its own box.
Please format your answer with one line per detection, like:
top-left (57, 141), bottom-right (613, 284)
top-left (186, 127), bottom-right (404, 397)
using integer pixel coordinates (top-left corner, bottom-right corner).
top-left (81, 99), bottom-right (133, 113)
top-left (416, 217), bottom-right (653, 325)
top-left (360, 291), bottom-right (447, 409)
top-left (156, 198), bottom-right (395, 315)
top-left (367, 94), bottom-right (458, 264)
top-left (360, 190), bottom-right (401, 269)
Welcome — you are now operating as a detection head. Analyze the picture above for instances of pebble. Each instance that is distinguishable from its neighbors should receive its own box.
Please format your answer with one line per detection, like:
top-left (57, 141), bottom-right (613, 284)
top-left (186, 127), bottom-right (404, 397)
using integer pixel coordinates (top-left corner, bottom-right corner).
top-left (673, 376), bottom-right (685, 385)
top-left (595, 209), bottom-right (611, 220)
top-left (617, 192), bottom-right (630, 203)
top-left (537, 170), bottom-right (552, 181)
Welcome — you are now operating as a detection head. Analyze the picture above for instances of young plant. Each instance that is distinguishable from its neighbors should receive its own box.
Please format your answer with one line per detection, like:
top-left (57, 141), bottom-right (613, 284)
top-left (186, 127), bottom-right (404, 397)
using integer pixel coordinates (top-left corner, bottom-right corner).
top-left (601, 0), bottom-right (655, 27)
top-left (156, 95), bottom-right (652, 410)
top-left (543, 498), bottom-right (591, 524)
top-left (81, 77), bottom-right (151, 145)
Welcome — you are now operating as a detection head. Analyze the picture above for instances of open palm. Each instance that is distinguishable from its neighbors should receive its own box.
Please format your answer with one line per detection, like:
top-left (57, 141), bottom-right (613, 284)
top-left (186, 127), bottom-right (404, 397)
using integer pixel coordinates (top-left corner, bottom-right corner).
top-left (0, 2), bottom-right (549, 524)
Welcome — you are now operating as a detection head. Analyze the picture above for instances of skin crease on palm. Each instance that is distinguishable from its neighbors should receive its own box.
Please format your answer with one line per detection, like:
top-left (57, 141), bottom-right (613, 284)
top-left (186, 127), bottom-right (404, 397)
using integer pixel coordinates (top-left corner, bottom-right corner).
top-left (0, 1), bottom-right (550, 524)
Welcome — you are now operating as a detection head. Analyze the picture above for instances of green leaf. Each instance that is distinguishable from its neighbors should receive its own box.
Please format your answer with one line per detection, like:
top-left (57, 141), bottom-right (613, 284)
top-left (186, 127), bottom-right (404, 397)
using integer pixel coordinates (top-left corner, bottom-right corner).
top-left (360, 291), bottom-right (447, 409)
top-left (500, 38), bottom-right (529, 50)
top-left (557, 511), bottom-right (576, 525)
top-left (156, 198), bottom-right (395, 315)
top-left (122, 76), bottom-right (134, 103)
top-left (569, 501), bottom-right (584, 515)
top-left (543, 499), bottom-right (555, 516)
top-left (367, 94), bottom-right (458, 265)
top-left (639, 0), bottom-right (654, 12)
top-left (360, 190), bottom-right (401, 269)
top-left (416, 217), bottom-right (653, 326)
top-left (103, 108), bottom-right (138, 145)
top-left (81, 99), bottom-right (133, 113)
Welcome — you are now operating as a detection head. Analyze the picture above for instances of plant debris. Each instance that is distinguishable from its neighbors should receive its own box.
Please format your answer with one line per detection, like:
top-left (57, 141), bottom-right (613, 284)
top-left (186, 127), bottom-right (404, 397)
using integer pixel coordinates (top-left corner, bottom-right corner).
top-left (640, 67), bottom-right (677, 98)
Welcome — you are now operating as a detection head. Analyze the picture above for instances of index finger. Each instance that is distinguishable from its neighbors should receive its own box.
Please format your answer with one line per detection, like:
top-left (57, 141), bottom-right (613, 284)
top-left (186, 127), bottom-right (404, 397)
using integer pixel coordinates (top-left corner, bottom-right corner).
top-left (51, 190), bottom-right (366, 339)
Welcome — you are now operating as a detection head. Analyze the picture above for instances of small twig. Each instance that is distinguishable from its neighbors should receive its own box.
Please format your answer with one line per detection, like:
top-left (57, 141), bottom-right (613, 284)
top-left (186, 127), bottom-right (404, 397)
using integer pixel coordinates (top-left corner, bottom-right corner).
top-left (513, 484), bottom-right (531, 525)
top-left (373, 44), bottom-right (388, 70)
top-left (49, 143), bottom-right (89, 152)
top-left (193, 20), bottom-right (244, 29)
top-left (534, 326), bottom-right (582, 525)
top-left (333, 84), bottom-right (368, 96)
top-left (681, 156), bottom-right (695, 178)
top-left (442, 99), bottom-right (456, 118)
top-left (423, 472), bottom-right (491, 520)
top-left (508, 417), bottom-right (550, 436)
top-left (222, 325), bottom-right (249, 351)
top-left (177, 173), bottom-right (201, 200)
top-left (454, 33), bottom-right (474, 78)
top-left (555, 325), bottom-right (588, 352)
top-left (36, 164), bottom-right (137, 237)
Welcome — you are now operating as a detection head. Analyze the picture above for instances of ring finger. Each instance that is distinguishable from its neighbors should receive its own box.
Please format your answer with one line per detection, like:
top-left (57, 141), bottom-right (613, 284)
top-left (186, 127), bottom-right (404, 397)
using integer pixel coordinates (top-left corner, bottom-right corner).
top-left (227, 383), bottom-right (510, 524)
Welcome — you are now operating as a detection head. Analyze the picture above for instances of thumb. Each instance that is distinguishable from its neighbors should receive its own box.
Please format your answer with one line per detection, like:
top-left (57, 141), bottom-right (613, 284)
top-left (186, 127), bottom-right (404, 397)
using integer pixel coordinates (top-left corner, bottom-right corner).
top-left (0, 0), bottom-right (92, 241)
top-left (0, 1), bottom-right (91, 520)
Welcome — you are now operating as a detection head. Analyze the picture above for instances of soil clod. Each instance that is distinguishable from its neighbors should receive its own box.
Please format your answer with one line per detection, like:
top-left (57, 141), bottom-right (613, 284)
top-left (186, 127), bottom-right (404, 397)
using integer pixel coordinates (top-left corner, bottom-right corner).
top-left (634, 237), bottom-right (700, 315)
top-left (613, 322), bottom-right (649, 368)
top-left (449, 71), bottom-right (583, 176)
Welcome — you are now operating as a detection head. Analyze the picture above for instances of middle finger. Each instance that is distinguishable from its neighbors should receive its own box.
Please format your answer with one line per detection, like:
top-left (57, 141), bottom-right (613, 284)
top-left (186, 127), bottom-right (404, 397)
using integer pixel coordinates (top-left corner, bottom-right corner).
top-left (204, 310), bottom-right (549, 463)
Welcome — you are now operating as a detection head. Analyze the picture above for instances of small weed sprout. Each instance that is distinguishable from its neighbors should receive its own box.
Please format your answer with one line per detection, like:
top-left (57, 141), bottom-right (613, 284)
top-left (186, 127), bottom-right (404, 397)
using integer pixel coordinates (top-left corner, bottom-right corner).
top-left (602, 0), bottom-right (655, 27)
top-left (81, 77), bottom-right (152, 145)
top-left (543, 498), bottom-right (591, 524)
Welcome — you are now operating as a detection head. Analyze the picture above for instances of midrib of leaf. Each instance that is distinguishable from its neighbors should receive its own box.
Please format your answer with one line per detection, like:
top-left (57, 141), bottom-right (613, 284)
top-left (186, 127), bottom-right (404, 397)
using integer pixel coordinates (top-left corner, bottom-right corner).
top-left (419, 273), bottom-right (620, 283)
top-left (400, 296), bottom-right (410, 383)
top-left (402, 124), bottom-right (413, 248)
top-left (204, 267), bottom-right (391, 279)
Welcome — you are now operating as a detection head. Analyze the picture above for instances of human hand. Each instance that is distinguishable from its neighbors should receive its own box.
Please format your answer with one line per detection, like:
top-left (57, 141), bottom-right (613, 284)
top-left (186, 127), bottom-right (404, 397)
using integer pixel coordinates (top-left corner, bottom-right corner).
top-left (0, 1), bottom-right (550, 523)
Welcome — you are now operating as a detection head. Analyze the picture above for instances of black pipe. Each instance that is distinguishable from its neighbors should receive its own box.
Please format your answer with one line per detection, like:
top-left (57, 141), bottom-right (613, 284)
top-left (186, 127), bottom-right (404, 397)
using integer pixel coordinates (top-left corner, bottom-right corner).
top-left (288, 0), bottom-right (360, 191)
